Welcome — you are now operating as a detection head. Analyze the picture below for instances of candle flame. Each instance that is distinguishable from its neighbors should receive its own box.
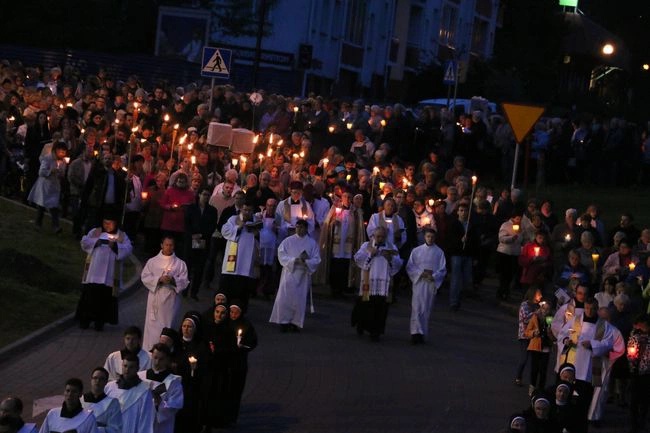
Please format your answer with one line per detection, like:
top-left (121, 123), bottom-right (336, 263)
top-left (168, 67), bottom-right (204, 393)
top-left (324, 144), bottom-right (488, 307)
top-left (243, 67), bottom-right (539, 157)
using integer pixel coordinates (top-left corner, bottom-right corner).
top-left (259, 153), bottom-right (264, 160)
top-left (471, 175), bottom-right (478, 185)
top-left (253, 134), bottom-right (259, 144)
top-left (328, 126), bottom-right (335, 133)
top-left (66, 102), bottom-right (73, 107)
top-left (293, 106), bottom-right (299, 113)
top-left (299, 151), bottom-right (305, 158)
top-left (179, 134), bottom-right (187, 144)
top-left (428, 199), bottom-right (434, 206)
top-left (173, 123), bottom-right (179, 130)
top-left (346, 122), bottom-right (353, 129)
top-left (266, 148), bottom-right (272, 157)
top-left (191, 155), bottom-right (196, 165)
top-left (380, 119), bottom-right (386, 127)
top-left (164, 114), bottom-right (170, 122)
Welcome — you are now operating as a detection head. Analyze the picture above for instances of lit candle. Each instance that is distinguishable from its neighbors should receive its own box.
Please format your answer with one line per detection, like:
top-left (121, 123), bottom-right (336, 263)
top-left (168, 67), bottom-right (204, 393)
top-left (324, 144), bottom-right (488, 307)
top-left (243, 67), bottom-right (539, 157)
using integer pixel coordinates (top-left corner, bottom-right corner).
top-left (346, 122), bottom-right (353, 130)
top-left (335, 207), bottom-right (342, 217)
top-left (379, 182), bottom-right (385, 190)
top-left (534, 246), bottom-right (540, 257)
top-left (141, 191), bottom-right (149, 200)
top-left (628, 342), bottom-right (639, 359)
top-left (237, 329), bottom-right (242, 346)
top-left (422, 216), bottom-right (430, 226)
top-left (258, 153), bottom-right (264, 161)
top-left (133, 102), bottom-right (139, 123)
top-left (629, 263), bottom-right (636, 271)
top-left (564, 234), bottom-right (571, 242)
top-left (323, 158), bottom-right (329, 166)
top-left (93, 150), bottom-right (99, 157)
top-left (328, 126), bottom-right (335, 133)
top-left (380, 119), bottom-right (386, 127)
top-left (231, 158), bottom-right (238, 167)
top-left (428, 199), bottom-right (434, 207)
top-left (372, 166), bottom-right (380, 175)
top-left (188, 356), bottom-right (197, 377)
top-left (253, 134), bottom-right (259, 144)
top-left (471, 175), bottom-right (478, 185)
top-left (512, 224), bottom-right (520, 232)
top-left (266, 148), bottom-right (272, 157)
top-left (299, 151), bottom-right (305, 158)
top-left (66, 102), bottom-right (73, 107)
top-left (63, 157), bottom-right (70, 164)
top-left (292, 153), bottom-right (299, 159)
top-left (591, 253), bottom-right (600, 263)
top-left (269, 134), bottom-right (274, 145)
top-left (293, 106), bottom-right (299, 113)
top-left (163, 114), bottom-right (170, 123)
top-left (191, 155), bottom-right (196, 165)
top-left (346, 174), bottom-right (351, 181)
top-left (278, 139), bottom-right (284, 146)
top-left (385, 217), bottom-right (393, 224)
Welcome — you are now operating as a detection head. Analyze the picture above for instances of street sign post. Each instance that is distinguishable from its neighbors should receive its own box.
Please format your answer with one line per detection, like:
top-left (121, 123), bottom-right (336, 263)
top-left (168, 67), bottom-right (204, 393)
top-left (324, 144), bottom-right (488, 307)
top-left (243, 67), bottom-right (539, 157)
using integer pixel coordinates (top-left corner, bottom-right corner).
top-left (443, 61), bottom-right (457, 108)
top-left (501, 102), bottom-right (545, 189)
top-left (201, 47), bottom-right (232, 112)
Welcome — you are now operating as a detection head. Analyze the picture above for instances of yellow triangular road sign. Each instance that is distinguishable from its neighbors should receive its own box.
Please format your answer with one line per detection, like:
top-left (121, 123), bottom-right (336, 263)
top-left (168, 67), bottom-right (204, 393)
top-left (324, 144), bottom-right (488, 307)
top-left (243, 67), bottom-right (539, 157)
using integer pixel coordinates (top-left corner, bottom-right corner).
top-left (501, 103), bottom-right (545, 144)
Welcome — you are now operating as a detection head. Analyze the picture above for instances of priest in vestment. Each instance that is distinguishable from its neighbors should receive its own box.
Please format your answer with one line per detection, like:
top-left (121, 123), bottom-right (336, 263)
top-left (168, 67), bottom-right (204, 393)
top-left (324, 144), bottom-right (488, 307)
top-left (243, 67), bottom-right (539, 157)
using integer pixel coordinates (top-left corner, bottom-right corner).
top-left (274, 181), bottom-right (315, 242)
top-left (220, 200), bottom-right (261, 312)
top-left (81, 367), bottom-right (122, 433)
top-left (141, 237), bottom-right (189, 352)
top-left (39, 378), bottom-right (98, 433)
top-left (317, 192), bottom-right (365, 297)
top-left (76, 216), bottom-right (132, 331)
top-left (407, 228), bottom-right (447, 344)
top-left (351, 226), bottom-right (402, 341)
top-left (105, 354), bottom-right (154, 433)
top-left (366, 197), bottom-right (406, 249)
top-left (270, 219), bottom-right (321, 331)
top-left (137, 344), bottom-right (184, 433)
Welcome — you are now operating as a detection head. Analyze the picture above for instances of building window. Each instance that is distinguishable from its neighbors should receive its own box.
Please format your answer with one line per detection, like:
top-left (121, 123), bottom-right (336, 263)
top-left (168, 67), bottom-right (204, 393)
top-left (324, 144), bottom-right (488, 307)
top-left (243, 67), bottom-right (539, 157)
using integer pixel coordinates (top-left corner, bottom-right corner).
top-left (345, 0), bottom-right (367, 46)
top-left (471, 18), bottom-right (489, 56)
top-left (408, 5), bottom-right (423, 45)
top-left (439, 4), bottom-right (458, 47)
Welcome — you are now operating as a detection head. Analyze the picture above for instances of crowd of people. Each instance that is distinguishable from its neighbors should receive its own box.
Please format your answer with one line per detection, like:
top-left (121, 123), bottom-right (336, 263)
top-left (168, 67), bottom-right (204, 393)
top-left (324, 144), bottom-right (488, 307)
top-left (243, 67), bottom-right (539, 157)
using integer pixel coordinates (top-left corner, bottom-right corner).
top-left (1, 60), bottom-right (650, 432)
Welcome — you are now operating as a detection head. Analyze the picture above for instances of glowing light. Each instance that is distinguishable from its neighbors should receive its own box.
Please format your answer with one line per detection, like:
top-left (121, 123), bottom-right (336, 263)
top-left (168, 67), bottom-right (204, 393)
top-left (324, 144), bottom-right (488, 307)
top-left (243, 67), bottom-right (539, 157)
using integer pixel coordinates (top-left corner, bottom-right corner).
top-left (602, 44), bottom-right (614, 55)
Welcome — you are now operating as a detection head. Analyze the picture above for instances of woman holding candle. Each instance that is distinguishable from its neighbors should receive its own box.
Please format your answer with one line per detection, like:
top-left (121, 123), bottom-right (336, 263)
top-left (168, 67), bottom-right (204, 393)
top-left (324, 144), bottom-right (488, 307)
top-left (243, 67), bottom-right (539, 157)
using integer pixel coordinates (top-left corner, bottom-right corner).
top-left (27, 141), bottom-right (68, 233)
top-left (226, 303), bottom-right (258, 426)
top-left (496, 209), bottom-right (524, 300)
top-left (518, 230), bottom-right (552, 291)
top-left (159, 173), bottom-right (195, 260)
top-left (202, 304), bottom-right (235, 430)
top-left (176, 312), bottom-right (206, 433)
top-left (602, 240), bottom-right (639, 283)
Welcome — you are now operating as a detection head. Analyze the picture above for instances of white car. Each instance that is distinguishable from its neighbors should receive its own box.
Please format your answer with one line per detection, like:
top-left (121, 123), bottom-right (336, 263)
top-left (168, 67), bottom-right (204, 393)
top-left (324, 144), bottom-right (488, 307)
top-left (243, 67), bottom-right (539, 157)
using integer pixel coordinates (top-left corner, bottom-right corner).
top-left (417, 97), bottom-right (497, 115)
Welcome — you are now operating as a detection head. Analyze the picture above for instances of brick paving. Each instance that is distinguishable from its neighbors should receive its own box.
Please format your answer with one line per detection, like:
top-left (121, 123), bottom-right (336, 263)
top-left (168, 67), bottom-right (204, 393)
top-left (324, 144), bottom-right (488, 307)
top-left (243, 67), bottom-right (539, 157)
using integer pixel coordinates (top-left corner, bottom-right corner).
top-left (0, 277), bottom-right (630, 432)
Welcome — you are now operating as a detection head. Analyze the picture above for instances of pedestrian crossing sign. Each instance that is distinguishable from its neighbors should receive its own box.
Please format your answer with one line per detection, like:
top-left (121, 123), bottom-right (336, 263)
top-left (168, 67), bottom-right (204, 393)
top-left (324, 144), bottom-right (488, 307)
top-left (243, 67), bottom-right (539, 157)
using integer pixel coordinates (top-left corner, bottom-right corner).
top-left (443, 61), bottom-right (457, 85)
top-left (201, 47), bottom-right (232, 78)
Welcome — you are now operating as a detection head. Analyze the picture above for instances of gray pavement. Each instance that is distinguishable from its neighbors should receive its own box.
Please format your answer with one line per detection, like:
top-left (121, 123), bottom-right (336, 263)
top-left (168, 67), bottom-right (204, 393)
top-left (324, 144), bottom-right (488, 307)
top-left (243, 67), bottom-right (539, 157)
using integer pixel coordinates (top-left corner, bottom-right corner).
top-left (0, 279), bottom-right (629, 432)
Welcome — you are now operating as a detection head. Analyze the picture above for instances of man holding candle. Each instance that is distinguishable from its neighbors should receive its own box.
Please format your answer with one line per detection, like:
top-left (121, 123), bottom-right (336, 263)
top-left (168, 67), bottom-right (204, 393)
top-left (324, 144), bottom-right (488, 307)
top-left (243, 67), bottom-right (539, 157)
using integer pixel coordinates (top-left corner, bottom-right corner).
top-left (220, 200), bottom-right (262, 312)
top-left (366, 197), bottom-right (406, 249)
top-left (184, 188), bottom-right (218, 300)
top-left (627, 314), bottom-right (650, 433)
top-left (270, 219), bottom-right (321, 331)
top-left (77, 215), bottom-right (133, 331)
top-left (275, 181), bottom-right (315, 242)
top-left (141, 236), bottom-right (190, 352)
top-left (407, 228), bottom-right (446, 344)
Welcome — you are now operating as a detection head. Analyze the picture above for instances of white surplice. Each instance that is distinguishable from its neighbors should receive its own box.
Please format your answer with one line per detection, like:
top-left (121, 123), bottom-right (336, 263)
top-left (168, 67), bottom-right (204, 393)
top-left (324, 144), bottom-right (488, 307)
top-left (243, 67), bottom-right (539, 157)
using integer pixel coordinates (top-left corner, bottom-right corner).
top-left (38, 407), bottom-right (98, 433)
top-left (141, 253), bottom-right (189, 351)
top-left (588, 325), bottom-right (625, 421)
top-left (137, 371), bottom-right (184, 433)
top-left (105, 380), bottom-right (154, 433)
top-left (407, 243), bottom-right (447, 336)
top-left (270, 233), bottom-right (321, 328)
top-left (81, 230), bottom-right (132, 285)
top-left (81, 394), bottom-right (122, 433)
top-left (310, 197), bottom-right (330, 245)
top-left (18, 423), bottom-right (38, 433)
top-left (104, 349), bottom-right (152, 381)
top-left (366, 212), bottom-right (407, 249)
top-left (354, 241), bottom-right (402, 296)
top-left (275, 197), bottom-right (315, 241)
top-left (221, 214), bottom-right (260, 277)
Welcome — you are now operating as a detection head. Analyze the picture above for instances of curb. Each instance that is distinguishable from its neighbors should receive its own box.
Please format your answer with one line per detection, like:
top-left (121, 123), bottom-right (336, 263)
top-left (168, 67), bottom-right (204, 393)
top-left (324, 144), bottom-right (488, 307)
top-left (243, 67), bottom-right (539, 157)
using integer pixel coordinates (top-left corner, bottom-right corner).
top-left (0, 254), bottom-right (143, 365)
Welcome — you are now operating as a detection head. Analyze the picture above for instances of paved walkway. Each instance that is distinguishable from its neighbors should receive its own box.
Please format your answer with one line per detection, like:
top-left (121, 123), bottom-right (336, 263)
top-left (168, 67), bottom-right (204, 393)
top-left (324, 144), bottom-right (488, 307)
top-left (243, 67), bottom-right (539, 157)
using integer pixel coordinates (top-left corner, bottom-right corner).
top-left (0, 278), bottom-right (629, 432)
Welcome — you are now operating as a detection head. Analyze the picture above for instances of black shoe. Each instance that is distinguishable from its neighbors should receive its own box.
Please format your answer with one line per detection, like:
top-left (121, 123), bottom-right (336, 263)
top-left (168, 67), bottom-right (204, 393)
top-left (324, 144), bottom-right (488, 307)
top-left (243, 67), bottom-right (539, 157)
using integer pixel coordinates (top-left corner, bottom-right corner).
top-left (280, 324), bottom-right (290, 333)
top-left (290, 324), bottom-right (300, 333)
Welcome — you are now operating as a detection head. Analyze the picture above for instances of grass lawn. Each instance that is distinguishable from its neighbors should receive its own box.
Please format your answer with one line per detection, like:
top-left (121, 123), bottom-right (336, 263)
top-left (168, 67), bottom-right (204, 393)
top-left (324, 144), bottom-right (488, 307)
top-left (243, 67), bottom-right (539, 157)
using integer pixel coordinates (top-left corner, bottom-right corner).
top-left (0, 199), bottom-right (135, 349)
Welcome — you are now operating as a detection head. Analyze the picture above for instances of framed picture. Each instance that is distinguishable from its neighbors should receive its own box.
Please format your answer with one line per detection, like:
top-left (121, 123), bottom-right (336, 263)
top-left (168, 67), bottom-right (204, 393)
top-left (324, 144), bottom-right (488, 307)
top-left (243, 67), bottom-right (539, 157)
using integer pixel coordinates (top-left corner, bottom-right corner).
top-left (155, 6), bottom-right (211, 63)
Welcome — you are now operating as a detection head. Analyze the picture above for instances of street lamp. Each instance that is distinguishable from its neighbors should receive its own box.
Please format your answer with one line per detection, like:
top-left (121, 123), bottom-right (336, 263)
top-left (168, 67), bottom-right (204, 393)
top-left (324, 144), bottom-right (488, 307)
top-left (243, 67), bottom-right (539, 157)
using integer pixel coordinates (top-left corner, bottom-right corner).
top-left (602, 43), bottom-right (614, 55)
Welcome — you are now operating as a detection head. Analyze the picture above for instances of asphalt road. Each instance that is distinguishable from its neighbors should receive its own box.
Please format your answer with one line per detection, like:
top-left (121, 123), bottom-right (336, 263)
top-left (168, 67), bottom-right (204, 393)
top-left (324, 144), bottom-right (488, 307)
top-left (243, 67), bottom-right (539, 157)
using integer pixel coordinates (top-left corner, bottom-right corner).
top-left (0, 283), bottom-right (629, 432)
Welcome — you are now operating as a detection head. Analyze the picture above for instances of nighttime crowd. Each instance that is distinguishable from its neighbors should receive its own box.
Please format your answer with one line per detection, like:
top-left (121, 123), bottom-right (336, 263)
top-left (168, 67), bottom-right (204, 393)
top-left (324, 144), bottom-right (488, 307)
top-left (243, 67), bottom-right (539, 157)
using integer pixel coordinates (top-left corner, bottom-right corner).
top-left (1, 61), bottom-right (650, 433)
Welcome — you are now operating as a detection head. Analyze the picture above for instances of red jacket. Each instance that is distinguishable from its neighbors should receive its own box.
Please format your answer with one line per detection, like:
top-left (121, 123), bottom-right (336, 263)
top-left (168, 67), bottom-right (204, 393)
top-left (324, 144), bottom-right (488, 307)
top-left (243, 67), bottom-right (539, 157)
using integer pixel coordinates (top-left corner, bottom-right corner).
top-left (159, 186), bottom-right (195, 232)
top-left (519, 241), bottom-right (552, 285)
